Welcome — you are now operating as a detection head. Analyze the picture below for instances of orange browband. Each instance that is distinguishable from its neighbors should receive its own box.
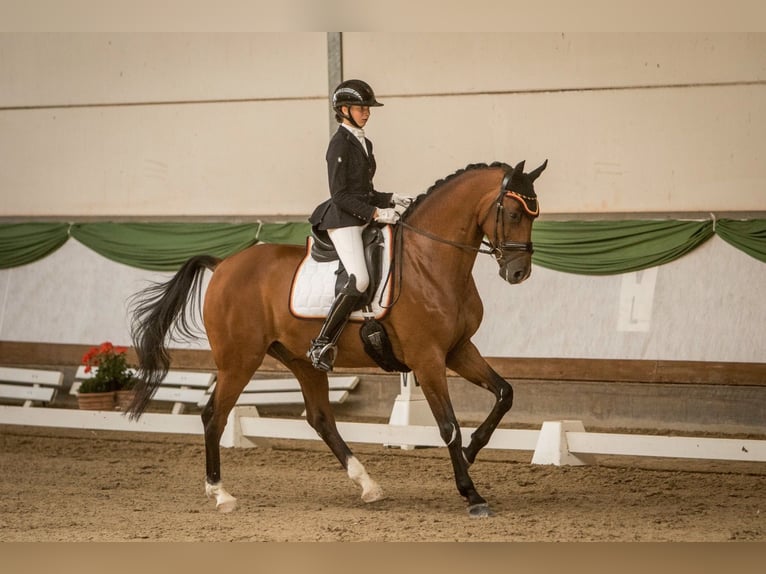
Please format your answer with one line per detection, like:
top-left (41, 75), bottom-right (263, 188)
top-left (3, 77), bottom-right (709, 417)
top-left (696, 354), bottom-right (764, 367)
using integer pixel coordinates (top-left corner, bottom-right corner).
top-left (505, 191), bottom-right (539, 217)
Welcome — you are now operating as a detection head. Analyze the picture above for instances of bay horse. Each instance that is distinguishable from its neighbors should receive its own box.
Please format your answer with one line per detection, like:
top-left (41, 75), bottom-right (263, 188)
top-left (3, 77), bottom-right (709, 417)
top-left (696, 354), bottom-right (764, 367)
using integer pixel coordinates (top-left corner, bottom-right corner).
top-left (128, 159), bottom-right (547, 517)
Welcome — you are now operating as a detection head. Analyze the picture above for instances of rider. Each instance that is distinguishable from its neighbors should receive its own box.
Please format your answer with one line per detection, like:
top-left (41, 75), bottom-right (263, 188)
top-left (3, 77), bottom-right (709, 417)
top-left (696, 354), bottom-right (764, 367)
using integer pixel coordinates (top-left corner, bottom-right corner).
top-left (307, 79), bottom-right (411, 372)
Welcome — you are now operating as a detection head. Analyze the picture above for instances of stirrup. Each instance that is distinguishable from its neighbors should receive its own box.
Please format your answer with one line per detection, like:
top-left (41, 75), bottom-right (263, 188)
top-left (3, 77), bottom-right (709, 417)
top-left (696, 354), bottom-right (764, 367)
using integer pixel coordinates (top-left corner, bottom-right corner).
top-left (308, 340), bottom-right (337, 372)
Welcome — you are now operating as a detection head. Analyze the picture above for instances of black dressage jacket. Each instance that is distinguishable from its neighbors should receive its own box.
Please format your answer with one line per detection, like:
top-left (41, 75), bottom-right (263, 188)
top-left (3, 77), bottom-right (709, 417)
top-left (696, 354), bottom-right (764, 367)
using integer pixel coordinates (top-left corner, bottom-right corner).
top-left (309, 126), bottom-right (393, 230)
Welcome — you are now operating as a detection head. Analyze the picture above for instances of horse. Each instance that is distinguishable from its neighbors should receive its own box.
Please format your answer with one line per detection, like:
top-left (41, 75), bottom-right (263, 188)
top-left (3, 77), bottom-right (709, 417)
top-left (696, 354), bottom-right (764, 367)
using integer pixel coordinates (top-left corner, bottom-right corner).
top-left (128, 159), bottom-right (547, 517)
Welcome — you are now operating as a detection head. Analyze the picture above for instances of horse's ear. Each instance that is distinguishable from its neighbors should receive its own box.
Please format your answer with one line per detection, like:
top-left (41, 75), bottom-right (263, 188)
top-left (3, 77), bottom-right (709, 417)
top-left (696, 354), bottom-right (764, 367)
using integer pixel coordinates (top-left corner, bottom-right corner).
top-left (529, 159), bottom-right (548, 182)
top-left (508, 160), bottom-right (526, 187)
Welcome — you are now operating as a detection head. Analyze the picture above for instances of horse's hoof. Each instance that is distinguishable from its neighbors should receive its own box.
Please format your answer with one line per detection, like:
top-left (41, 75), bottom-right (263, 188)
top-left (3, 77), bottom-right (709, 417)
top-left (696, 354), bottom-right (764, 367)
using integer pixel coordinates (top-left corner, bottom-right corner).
top-left (217, 498), bottom-right (237, 513)
top-left (205, 481), bottom-right (237, 513)
top-left (362, 484), bottom-right (386, 503)
top-left (467, 503), bottom-right (493, 518)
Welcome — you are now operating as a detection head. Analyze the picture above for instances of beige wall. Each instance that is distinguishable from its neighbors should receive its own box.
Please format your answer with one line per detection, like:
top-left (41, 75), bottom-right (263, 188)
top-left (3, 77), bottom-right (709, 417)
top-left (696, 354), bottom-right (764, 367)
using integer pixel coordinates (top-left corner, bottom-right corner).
top-left (0, 101), bottom-right (327, 216)
top-left (345, 33), bottom-right (764, 93)
top-left (1, 33), bottom-right (764, 217)
top-left (0, 33), bottom-right (330, 216)
top-left (0, 33), bottom-right (327, 106)
top-left (345, 33), bottom-right (766, 214)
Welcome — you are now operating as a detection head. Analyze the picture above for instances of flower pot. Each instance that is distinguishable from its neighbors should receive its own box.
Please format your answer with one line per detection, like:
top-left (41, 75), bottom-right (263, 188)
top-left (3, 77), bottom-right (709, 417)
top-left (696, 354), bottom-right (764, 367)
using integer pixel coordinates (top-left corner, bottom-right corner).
top-left (115, 389), bottom-right (136, 411)
top-left (77, 391), bottom-right (115, 411)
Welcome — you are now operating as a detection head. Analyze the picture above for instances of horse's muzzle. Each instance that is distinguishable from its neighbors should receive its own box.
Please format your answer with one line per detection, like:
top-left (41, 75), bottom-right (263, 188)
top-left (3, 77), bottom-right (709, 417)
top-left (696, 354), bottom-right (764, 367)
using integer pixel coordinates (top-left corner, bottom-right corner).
top-left (499, 258), bottom-right (531, 284)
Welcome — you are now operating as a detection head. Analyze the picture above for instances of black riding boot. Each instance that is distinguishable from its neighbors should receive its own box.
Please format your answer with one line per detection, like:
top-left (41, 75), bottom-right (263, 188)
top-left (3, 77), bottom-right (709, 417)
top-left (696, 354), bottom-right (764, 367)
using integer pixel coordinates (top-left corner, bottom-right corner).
top-left (308, 276), bottom-right (364, 372)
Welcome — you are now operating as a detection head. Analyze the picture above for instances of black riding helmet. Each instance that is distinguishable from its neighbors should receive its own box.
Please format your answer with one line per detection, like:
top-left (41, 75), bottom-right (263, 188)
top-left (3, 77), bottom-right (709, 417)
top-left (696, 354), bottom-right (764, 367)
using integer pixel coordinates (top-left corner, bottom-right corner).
top-left (332, 79), bottom-right (383, 127)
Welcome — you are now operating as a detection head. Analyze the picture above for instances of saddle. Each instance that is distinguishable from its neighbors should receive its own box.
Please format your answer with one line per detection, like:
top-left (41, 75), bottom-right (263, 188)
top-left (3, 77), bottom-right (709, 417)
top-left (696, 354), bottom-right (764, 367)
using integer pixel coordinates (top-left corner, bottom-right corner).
top-left (290, 224), bottom-right (409, 372)
top-left (310, 223), bottom-right (387, 307)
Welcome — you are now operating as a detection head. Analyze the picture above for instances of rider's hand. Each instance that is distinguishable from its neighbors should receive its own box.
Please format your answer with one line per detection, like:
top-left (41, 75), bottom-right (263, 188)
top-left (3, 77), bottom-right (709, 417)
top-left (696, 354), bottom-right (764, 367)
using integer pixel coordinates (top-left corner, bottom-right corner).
top-left (374, 208), bottom-right (401, 225)
top-left (391, 193), bottom-right (414, 208)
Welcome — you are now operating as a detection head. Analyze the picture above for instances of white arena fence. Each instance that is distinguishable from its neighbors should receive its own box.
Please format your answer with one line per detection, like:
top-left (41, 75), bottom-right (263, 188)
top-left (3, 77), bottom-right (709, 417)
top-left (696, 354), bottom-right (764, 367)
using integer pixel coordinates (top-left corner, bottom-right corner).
top-left (224, 411), bottom-right (766, 465)
top-left (1, 404), bottom-right (765, 466)
top-left (1, 369), bottom-right (765, 467)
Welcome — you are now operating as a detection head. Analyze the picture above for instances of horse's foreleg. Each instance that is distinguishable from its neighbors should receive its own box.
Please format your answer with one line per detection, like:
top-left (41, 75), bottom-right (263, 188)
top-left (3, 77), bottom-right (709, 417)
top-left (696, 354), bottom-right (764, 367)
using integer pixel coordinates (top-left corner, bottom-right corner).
top-left (446, 341), bottom-right (513, 465)
top-left (415, 366), bottom-right (491, 517)
top-left (202, 366), bottom-right (256, 513)
top-left (279, 351), bottom-right (384, 503)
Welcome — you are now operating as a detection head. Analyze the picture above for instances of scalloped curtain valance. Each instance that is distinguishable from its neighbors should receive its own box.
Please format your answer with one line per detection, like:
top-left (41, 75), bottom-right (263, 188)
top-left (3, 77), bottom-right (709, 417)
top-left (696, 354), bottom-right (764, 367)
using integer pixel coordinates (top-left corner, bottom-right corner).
top-left (0, 219), bottom-right (764, 274)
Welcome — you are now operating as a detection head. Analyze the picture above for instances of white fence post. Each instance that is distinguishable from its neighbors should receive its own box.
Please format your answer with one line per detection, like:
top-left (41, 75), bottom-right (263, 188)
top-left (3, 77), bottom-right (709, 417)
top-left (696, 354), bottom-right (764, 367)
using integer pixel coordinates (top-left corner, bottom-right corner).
top-left (531, 420), bottom-right (597, 466)
top-left (386, 372), bottom-right (435, 450)
top-left (220, 406), bottom-right (259, 448)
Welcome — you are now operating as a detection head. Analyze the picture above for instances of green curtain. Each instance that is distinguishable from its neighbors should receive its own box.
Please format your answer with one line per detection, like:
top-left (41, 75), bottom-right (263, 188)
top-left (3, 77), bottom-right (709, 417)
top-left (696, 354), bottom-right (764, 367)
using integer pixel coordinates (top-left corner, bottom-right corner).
top-left (716, 219), bottom-right (766, 264)
top-left (0, 222), bottom-right (70, 269)
top-left (257, 221), bottom-right (312, 246)
top-left (1, 219), bottom-right (764, 273)
top-left (530, 219), bottom-right (715, 275)
top-left (69, 222), bottom-right (261, 271)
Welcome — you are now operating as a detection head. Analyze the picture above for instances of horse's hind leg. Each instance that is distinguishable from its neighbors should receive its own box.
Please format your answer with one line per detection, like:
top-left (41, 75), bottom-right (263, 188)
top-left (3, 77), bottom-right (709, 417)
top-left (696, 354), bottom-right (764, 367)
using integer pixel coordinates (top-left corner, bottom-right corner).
top-left (272, 344), bottom-right (384, 503)
top-left (446, 341), bottom-right (513, 465)
top-left (201, 364), bottom-right (258, 512)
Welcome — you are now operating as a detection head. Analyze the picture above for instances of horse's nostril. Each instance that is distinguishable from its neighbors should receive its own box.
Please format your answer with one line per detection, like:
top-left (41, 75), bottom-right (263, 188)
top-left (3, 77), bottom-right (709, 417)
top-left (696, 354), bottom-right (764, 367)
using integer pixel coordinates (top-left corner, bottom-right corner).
top-left (501, 265), bottom-right (528, 283)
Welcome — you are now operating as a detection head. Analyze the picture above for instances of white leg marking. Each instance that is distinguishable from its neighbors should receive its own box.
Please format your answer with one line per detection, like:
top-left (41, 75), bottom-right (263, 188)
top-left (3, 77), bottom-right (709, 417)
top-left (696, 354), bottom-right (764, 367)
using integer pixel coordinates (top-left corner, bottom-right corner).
top-left (205, 481), bottom-right (237, 513)
top-left (447, 422), bottom-right (459, 446)
top-left (347, 456), bottom-right (385, 503)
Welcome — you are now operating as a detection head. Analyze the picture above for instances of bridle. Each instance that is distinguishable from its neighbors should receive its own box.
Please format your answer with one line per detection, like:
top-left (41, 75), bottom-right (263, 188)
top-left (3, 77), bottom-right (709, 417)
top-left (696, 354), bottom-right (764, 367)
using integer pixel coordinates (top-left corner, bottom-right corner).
top-left (398, 171), bottom-right (538, 261)
top-left (380, 171), bottom-right (537, 309)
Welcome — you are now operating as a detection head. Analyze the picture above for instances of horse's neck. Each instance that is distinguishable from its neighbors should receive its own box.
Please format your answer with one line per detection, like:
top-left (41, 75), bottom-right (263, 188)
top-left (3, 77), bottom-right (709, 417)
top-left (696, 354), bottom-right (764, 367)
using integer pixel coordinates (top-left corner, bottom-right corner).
top-left (402, 178), bottom-right (497, 287)
top-left (409, 179), bottom-right (495, 250)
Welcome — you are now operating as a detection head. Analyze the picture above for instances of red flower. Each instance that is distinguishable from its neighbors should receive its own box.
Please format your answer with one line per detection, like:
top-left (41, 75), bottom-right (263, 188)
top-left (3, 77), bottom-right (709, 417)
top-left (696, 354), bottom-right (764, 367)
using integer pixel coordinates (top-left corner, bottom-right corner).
top-left (79, 341), bottom-right (134, 392)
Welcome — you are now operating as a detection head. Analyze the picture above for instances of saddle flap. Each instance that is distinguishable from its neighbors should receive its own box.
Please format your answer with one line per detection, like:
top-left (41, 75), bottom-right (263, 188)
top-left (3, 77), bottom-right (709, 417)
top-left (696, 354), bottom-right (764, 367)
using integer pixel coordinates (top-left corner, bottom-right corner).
top-left (309, 227), bottom-right (338, 262)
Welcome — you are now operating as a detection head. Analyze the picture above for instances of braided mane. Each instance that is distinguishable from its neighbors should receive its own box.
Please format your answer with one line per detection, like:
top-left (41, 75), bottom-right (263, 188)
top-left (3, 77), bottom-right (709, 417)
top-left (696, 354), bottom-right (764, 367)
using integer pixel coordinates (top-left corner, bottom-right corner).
top-left (402, 162), bottom-right (511, 221)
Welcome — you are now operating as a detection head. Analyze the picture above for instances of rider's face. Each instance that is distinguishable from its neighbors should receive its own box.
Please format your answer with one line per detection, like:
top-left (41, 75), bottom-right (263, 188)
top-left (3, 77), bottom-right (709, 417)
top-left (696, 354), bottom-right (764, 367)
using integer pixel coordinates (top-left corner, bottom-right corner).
top-left (344, 105), bottom-right (370, 128)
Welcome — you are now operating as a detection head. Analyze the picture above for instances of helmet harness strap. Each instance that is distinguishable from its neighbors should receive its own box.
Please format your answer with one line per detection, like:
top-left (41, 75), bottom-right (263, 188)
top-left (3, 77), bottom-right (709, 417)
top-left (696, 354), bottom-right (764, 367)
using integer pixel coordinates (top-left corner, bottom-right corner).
top-left (336, 105), bottom-right (362, 129)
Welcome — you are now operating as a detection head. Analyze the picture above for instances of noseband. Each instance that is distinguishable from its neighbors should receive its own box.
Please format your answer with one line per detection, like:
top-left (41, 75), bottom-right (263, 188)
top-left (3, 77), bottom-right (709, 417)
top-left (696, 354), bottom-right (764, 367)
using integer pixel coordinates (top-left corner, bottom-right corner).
top-left (399, 175), bottom-right (537, 260)
top-left (482, 189), bottom-right (535, 260)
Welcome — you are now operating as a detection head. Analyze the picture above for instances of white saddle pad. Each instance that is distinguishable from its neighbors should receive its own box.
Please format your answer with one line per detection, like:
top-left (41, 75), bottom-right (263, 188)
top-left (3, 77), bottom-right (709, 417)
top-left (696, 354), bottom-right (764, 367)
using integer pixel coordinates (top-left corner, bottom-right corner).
top-left (289, 226), bottom-right (394, 321)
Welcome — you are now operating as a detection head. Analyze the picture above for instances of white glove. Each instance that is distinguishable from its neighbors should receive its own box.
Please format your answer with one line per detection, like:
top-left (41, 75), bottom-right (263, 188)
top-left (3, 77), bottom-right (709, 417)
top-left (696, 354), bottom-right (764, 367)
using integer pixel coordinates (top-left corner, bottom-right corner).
top-left (374, 208), bottom-right (400, 225)
top-left (391, 193), bottom-right (414, 207)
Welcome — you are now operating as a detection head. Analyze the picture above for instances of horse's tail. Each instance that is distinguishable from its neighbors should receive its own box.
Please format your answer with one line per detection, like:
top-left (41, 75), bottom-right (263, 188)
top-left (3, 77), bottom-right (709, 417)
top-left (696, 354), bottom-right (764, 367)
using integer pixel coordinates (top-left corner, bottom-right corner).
top-left (127, 255), bottom-right (220, 420)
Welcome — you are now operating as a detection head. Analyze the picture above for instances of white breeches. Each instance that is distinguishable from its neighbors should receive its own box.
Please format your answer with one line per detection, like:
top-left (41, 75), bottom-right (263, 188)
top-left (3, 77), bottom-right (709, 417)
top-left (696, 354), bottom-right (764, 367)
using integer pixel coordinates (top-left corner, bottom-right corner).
top-left (327, 225), bottom-right (370, 292)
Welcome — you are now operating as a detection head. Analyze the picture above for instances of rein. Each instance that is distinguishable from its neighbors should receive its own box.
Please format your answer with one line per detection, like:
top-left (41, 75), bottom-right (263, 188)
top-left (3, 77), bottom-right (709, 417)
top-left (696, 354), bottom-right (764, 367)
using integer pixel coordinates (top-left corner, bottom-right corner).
top-left (399, 221), bottom-right (498, 255)
top-left (398, 187), bottom-right (536, 260)
top-left (380, 169), bottom-right (536, 309)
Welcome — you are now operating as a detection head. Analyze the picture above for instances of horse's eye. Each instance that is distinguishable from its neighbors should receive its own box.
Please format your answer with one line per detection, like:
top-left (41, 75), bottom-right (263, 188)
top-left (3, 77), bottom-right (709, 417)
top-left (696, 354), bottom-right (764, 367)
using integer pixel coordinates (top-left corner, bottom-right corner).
top-left (508, 212), bottom-right (521, 223)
